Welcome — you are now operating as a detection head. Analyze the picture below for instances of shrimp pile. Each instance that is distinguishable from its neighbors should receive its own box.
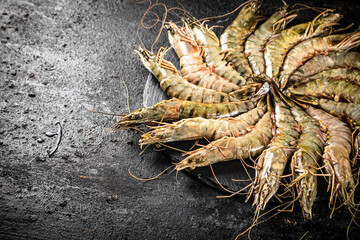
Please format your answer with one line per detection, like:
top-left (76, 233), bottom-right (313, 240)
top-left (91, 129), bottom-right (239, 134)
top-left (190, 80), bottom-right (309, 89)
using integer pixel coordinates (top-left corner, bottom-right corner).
top-left (114, 0), bottom-right (360, 222)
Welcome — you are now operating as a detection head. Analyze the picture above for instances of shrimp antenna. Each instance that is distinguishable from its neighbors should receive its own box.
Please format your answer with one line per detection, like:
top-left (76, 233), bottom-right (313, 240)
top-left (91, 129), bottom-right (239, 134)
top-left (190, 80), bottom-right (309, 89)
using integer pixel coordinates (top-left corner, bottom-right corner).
top-left (128, 165), bottom-right (175, 181)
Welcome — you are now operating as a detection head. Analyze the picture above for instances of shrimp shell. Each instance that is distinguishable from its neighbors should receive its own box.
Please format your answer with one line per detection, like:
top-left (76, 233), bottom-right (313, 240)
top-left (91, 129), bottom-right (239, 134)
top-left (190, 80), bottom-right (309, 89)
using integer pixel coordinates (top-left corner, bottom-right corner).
top-left (183, 17), bottom-right (248, 86)
top-left (245, 5), bottom-right (294, 75)
top-left (307, 107), bottom-right (354, 204)
top-left (290, 106), bottom-right (325, 219)
top-left (317, 99), bottom-right (360, 127)
top-left (220, 0), bottom-right (261, 78)
top-left (166, 22), bottom-right (240, 94)
top-left (137, 48), bottom-right (234, 103)
top-left (279, 32), bottom-right (360, 89)
top-left (140, 106), bottom-right (266, 146)
top-left (114, 99), bottom-right (256, 129)
top-left (265, 12), bottom-right (342, 79)
top-left (252, 99), bottom-right (300, 210)
top-left (301, 68), bottom-right (360, 86)
top-left (291, 51), bottom-right (360, 81)
top-left (175, 111), bottom-right (273, 171)
top-left (285, 78), bottom-right (360, 104)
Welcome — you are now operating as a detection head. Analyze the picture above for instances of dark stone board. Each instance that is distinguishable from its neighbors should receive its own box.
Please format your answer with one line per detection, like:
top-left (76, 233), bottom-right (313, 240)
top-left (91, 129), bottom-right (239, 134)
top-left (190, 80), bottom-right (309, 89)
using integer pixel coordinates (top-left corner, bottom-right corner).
top-left (1, 0), bottom-right (360, 239)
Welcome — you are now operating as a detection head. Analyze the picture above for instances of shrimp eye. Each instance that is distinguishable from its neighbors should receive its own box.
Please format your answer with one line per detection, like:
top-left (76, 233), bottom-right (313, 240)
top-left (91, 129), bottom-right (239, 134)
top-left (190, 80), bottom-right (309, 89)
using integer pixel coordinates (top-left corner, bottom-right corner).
top-left (165, 24), bottom-right (175, 35)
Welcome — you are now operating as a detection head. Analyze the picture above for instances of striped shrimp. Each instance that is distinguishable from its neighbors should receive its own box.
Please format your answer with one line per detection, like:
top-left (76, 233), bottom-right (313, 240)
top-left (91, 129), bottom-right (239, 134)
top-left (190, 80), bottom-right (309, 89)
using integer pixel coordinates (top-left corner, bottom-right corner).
top-left (137, 47), bottom-right (234, 103)
top-left (114, 99), bottom-right (256, 129)
top-left (252, 95), bottom-right (300, 211)
top-left (166, 22), bottom-right (240, 94)
top-left (279, 32), bottom-right (360, 90)
top-left (229, 82), bottom-right (264, 100)
top-left (265, 11), bottom-right (341, 79)
top-left (290, 106), bottom-right (325, 219)
top-left (139, 106), bottom-right (266, 146)
top-left (291, 51), bottom-right (360, 81)
top-left (317, 99), bottom-right (360, 128)
top-left (307, 107), bottom-right (355, 205)
top-left (175, 111), bottom-right (273, 171)
top-left (220, 0), bottom-right (261, 78)
top-left (183, 17), bottom-right (248, 86)
top-left (285, 78), bottom-right (360, 104)
top-left (245, 5), bottom-right (296, 76)
top-left (301, 68), bottom-right (360, 85)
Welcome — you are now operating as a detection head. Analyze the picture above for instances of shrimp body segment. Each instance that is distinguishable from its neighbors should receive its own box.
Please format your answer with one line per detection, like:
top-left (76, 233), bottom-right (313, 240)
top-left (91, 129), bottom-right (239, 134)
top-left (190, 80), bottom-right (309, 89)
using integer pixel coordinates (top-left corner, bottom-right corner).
top-left (318, 99), bottom-right (360, 127)
top-left (302, 68), bottom-right (360, 86)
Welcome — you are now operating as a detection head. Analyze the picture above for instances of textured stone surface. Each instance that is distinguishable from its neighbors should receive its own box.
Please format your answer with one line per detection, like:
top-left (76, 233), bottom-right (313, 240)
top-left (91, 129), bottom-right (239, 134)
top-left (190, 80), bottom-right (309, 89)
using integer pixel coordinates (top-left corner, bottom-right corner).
top-left (1, 0), bottom-right (360, 239)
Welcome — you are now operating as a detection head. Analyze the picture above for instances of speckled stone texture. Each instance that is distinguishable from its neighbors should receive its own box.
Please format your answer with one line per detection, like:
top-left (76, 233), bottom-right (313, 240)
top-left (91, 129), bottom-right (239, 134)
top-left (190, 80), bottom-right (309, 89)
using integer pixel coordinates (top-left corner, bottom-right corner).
top-left (1, 0), bottom-right (360, 239)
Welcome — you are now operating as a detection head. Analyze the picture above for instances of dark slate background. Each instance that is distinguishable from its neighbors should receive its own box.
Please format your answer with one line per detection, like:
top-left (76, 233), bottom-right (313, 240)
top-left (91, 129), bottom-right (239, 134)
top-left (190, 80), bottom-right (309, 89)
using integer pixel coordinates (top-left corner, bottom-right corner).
top-left (1, 0), bottom-right (360, 239)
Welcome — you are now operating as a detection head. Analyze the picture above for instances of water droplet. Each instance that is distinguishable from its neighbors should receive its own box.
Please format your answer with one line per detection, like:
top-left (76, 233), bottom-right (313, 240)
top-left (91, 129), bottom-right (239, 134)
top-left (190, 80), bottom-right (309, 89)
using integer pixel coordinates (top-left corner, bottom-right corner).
top-left (45, 132), bottom-right (56, 137)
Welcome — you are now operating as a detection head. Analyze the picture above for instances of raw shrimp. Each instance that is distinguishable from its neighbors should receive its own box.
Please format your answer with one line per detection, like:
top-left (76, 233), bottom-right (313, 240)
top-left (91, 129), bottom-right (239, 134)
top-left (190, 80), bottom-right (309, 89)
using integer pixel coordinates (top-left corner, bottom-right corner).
top-left (245, 5), bottom-right (295, 75)
top-left (291, 51), bottom-right (360, 81)
top-left (183, 17), bottom-right (248, 86)
top-left (175, 111), bottom-right (273, 171)
top-left (279, 32), bottom-right (360, 90)
top-left (220, 0), bottom-right (262, 78)
top-left (317, 99), bottom-right (360, 127)
top-left (285, 78), bottom-right (360, 104)
top-left (307, 107), bottom-right (355, 205)
top-left (140, 106), bottom-right (266, 146)
top-left (290, 106), bottom-right (325, 219)
top-left (166, 22), bottom-right (240, 94)
top-left (137, 47), bottom-right (234, 103)
top-left (265, 11), bottom-right (341, 79)
top-left (300, 68), bottom-right (360, 86)
top-left (114, 98), bottom-right (256, 129)
top-left (252, 95), bottom-right (300, 211)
